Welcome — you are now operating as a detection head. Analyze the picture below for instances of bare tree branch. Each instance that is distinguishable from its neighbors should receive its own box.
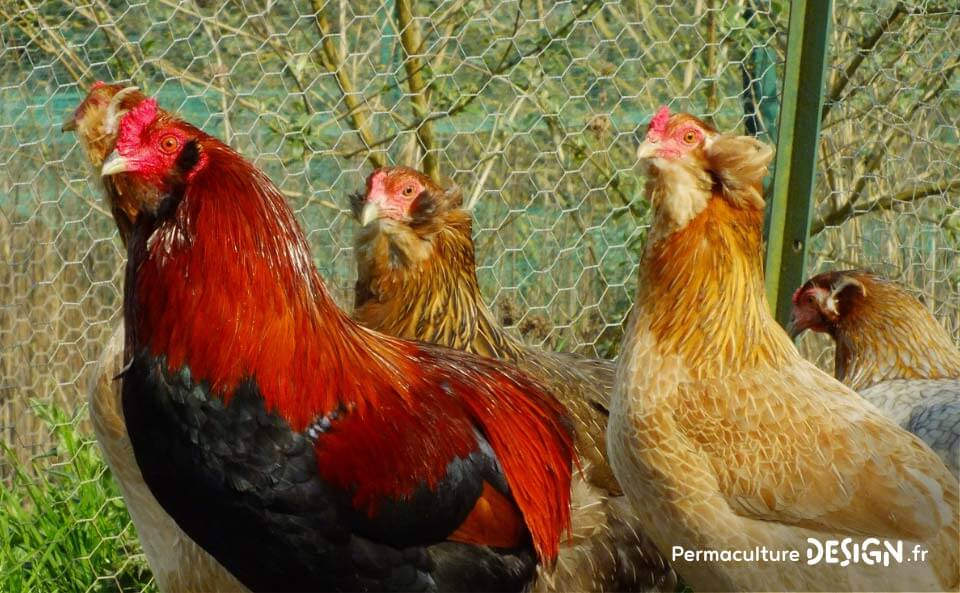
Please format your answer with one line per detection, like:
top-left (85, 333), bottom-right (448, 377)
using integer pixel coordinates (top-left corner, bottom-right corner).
top-left (811, 180), bottom-right (960, 236)
top-left (8, 2), bottom-right (90, 82)
top-left (822, 3), bottom-right (956, 124)
top-left (238, 0), bottom-right (316, 117)
top-left (818, 53), bottom-right (958, 235)
top-left (704, 0), bottom-right (718, 115)
top-left (822, 2), bottom-right (906, 123)
top-left (67, 0), bottom-right (143, 81)
top-left (339, 0), bottom-right (602, 161)
top-left (195, 2), bottom-right (232, 144)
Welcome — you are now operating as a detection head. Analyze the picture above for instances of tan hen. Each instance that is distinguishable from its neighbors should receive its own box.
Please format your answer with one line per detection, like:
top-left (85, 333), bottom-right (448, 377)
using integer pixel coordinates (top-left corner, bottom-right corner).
top-left (608, 106), bottom-right (959, 592)
top-left (66, 83), bottom-right (248, 593)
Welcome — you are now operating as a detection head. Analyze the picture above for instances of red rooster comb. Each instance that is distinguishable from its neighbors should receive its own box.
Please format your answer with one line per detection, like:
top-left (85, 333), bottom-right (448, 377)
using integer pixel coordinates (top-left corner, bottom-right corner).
top-left (647, 105), bottom-right (671, 138)
top-left (117, 98), bottom-right (159, 153)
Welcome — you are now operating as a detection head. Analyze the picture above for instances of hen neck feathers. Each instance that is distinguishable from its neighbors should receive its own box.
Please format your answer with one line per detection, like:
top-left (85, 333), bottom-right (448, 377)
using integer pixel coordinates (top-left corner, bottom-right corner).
top-left (637, 174), bottom-right (795, 379)
top-left (833, 276), bottom-right (960, 390)
top-left (354, 209), bottom-right (526, 361)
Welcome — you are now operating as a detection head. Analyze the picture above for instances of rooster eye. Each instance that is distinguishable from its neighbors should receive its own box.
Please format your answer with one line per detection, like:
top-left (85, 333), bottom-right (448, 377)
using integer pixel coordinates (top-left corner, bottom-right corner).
top-left (402, 186), bottom-right (415, 197)
top-left (160, 135), bottom-right (179, 153)
top-left (682, 130), bottom-right (698, 144)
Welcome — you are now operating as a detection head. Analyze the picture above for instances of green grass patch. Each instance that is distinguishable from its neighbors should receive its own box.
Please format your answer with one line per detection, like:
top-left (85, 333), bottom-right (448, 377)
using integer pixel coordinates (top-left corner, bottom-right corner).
top-left (0, 402), bottom-right (155, 593)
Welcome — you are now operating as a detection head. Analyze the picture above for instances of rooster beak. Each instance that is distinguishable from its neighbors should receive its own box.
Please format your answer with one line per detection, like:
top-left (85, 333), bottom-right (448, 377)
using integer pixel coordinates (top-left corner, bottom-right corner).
top-left (61, 116), bottom-right (78, 133)
top-left (101, 151), bottom-right (131, 177)
top-left (636, 139), bottom-right (657, 162)
top-left (360, 202), bottom-right (381, 226)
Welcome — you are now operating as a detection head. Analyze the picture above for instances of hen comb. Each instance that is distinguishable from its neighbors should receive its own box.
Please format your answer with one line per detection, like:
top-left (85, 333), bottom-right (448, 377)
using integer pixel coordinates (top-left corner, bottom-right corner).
top-left (116, 98), bottom-right (159, 153)
top-left (791, 286), bottom-right (805, 305)
top-left (366, 168), bottom-right (387, 193)
top-left (92, 80), bottom-right (106, 90)
top-left (647, 105), bottom-right (671, 137)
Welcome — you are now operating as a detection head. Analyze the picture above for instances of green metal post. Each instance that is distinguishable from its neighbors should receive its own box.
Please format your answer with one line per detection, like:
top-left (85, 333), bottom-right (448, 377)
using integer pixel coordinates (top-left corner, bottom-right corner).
top-left (764, 0), bottom-right (833, 328)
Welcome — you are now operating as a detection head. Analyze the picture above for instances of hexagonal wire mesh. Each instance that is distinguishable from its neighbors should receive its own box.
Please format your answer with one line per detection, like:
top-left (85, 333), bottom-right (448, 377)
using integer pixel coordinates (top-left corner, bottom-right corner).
top-left (799, 2), bottom-right (960, 366)
top-left (0, 1), bottom-right (955, 591)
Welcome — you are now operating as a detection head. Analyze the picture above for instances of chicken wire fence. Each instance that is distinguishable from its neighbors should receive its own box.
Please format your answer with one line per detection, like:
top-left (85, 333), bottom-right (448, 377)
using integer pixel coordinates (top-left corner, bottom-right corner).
top-left (799, 2), bottom-right (960, 367)
top-left (0, 1), bottom-right (956, 591)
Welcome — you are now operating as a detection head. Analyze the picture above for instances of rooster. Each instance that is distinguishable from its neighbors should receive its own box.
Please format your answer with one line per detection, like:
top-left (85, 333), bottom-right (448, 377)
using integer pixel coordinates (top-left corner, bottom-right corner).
top-left (608, 106), bottom-right (959, 591)
top-left (350, 166), bottom-right (675, 592)
top-left (98, 97), bottom-right (575, 592)
top-left (65, 84), bottom-right (248, 592)
top-left (791, 269), bottom-right (960, 475)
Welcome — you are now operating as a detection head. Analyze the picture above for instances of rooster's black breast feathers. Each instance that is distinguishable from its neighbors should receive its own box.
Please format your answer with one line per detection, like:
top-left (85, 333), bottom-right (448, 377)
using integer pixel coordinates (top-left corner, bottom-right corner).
top-left (121, 351), bottom-right (535, 592)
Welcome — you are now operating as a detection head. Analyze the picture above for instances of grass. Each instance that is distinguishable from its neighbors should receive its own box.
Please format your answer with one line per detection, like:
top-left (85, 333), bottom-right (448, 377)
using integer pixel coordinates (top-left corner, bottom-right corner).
top-left (0, 401), bottom-right (155, 593)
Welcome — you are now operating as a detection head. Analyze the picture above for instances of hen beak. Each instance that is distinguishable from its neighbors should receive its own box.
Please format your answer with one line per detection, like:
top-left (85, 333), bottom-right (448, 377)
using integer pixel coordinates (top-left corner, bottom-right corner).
top-left (360, 202), bottom-right (381, 226)
top-left (636, 139), bottom-right (657, 162)
top-left (787, 321), bottom-right (803, 340)
top-left (61, 116), bottom-right (78, 133)
top-left (101, 151), bottom-right (131, 177)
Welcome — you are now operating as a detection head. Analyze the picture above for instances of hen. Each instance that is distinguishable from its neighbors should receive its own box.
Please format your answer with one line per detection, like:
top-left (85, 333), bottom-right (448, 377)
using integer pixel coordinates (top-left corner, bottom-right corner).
top-left (352, 167), bottom-right (616, 491)
top-left (791, 269), bottom-right (960, 475)
top-left (65, 84), bottom-right (248, 592)
top-left (608, 106), bottom-right (958, 591)
top-left (63, 82), bottom-right (156, 244)
top-left (99, 97), bottom-right (575, 592)
top-left (350, 166), bottom-right (675, 592)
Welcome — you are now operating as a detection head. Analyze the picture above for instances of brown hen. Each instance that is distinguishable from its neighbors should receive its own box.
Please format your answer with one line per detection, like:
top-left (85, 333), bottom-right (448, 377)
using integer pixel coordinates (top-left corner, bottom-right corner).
top-left (351, 166), bottom-right (675, 593)
top-left (792, 270), bottom-right (960, 475)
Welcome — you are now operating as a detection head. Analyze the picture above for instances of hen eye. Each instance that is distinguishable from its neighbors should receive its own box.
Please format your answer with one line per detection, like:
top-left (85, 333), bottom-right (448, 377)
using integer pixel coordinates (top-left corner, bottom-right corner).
top-left (402, 185), bottom-right (416, 197)
top-left (160, 135), bottom-right (180, 153)
top-left (682, 130), bottom-right (698, 144)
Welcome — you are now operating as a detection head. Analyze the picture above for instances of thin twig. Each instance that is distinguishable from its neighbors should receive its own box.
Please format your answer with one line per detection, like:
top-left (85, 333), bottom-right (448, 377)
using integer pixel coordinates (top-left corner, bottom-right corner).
top-left (396, 0), bottom-right (439, 180)
top-left (311, 0), bottom-right (385, 168)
